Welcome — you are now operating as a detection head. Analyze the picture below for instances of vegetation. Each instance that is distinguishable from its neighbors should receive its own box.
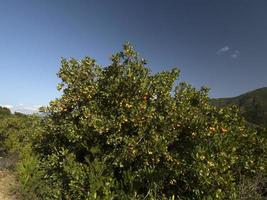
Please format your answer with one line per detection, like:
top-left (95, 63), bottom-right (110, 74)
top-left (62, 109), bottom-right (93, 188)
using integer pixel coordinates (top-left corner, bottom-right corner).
top-left (0, 106), bottom-right (11, 117)
top-left (0, 44), bottom-right (266, 199)
top-left (0, 107), bottom-right (41, 198)
top-left (211, 87), bottom-right (267, 128)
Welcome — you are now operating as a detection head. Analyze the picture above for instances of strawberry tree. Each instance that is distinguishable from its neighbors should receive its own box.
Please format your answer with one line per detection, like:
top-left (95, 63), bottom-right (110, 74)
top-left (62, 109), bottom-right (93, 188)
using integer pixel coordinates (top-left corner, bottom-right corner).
top-left (33, 43), bottom-right (266, 199)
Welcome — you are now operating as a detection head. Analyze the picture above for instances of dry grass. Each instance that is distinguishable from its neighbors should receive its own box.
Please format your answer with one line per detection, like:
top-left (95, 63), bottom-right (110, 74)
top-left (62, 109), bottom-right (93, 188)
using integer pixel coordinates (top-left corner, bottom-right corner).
top-left (0, 169), bottom-right (21, 200)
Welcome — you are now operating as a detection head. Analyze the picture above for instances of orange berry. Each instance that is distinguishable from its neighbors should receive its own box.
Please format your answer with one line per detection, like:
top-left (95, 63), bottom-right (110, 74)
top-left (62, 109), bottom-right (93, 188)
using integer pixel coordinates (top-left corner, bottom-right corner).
top-left (221, 127), bottom-right (227, 134)
top-left (209, 127), bottom-right (216, 132)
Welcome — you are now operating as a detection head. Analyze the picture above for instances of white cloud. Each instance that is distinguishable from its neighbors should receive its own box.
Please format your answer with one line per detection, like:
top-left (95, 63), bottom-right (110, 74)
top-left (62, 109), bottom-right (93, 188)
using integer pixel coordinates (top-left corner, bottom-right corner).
top-left (231, 50), bottom-right (240, 59)
top-left (217, 46), bottom-right (240, 59)
top-left (0, 104), bottom-right (42, 114)
top-left (0, 104), bottom-right (13, 109)
top-left (217, 46), bottom-right (230, 54)
top-left (15, 105), bottom-right (42, 114)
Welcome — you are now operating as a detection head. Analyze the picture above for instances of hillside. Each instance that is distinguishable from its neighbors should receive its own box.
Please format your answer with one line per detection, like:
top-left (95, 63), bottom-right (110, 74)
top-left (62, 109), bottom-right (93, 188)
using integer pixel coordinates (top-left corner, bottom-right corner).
top-left (211, 87), bottom-right (267, 127)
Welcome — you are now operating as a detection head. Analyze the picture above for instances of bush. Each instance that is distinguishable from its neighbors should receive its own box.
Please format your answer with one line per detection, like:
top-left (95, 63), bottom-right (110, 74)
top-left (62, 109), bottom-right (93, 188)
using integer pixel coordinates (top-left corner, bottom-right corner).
top-left (32, 43), bottom-right (266, 199)
top-left (0, 113), bottom-right (42, 199)
top-left (0, 106), bottom-right (11, 116)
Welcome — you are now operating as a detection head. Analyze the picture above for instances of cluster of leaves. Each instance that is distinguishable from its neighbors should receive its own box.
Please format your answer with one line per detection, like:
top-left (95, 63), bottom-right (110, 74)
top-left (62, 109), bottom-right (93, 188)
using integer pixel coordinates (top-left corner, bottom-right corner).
top-left (0, 106), bottom-right (11, 116)
top-left (0, 109), bottom-right (29, 156)
top-left (27, 44), bottom-right (266, 199)
top-left (0, 108), bottom-right (43, 199)
top-left (211, 87), bottom-right (267, 129)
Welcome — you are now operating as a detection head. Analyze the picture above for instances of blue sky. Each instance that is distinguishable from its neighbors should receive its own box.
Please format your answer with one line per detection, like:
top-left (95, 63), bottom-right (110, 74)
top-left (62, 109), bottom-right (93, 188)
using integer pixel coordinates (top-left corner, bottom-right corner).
top-left (0, 0), bottom-right (267, 113)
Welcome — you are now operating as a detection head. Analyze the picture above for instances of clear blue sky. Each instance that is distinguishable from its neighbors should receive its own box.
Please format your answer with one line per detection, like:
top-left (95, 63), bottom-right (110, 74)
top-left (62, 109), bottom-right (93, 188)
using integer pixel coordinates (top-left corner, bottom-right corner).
top-left (0, 0), bottom-right (267, 112)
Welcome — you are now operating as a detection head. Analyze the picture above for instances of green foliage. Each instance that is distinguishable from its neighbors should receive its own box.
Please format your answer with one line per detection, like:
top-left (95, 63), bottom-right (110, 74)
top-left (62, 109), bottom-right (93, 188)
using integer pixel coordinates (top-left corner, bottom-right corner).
top-left (0, 112), bottom-right (42, 199)
top-left (0, 106), bottom-right (11, 116)
top-left (0, 114), bottom-right (36, 154)
top-left (0, 111), bottom-right (24, 156)
top-left (0, 44), bottom-right (264, 199)
top-left (29, 43), bottom-right (266, 199)
top-left (211, 87), bottom-right (267, 128)
top-left (15, 144), bottom-right (45, 199)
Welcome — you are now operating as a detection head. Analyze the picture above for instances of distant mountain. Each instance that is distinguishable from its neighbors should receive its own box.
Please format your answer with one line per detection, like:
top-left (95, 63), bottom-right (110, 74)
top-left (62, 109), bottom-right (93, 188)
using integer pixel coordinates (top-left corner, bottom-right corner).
top-left (211, 87), bottom-right (267, 128)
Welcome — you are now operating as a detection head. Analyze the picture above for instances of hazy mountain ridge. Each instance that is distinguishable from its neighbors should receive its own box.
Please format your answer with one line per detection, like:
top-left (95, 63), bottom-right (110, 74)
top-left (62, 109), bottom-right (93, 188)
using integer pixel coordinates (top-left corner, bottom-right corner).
top-left (211, 87), bottom-right (267, 127)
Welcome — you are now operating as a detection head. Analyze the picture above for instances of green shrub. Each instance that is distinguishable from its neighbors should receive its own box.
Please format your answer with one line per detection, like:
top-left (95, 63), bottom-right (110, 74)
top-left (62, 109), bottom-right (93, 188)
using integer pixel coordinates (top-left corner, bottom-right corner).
top-left (0, 106), bottom-right (11, 116)
top-left (31, 43), bottom-right (266, 199)
top-left (15, 144), bottom-right (44, 199)
top-left (0, 113), bottom-right (42, 198)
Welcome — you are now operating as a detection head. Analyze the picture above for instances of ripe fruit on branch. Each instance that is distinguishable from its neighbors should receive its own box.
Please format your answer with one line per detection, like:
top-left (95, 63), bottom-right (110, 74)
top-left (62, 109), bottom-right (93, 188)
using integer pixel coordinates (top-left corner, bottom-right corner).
top-left (221, 127), bottom-right (227, 134)
top-left (209, 127), bottom-right (216, 132)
